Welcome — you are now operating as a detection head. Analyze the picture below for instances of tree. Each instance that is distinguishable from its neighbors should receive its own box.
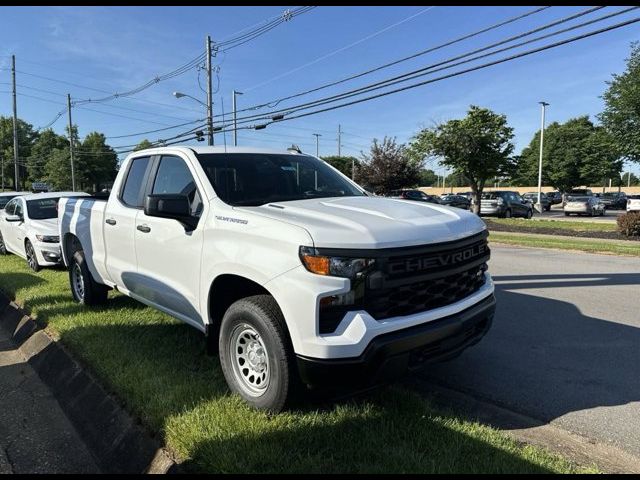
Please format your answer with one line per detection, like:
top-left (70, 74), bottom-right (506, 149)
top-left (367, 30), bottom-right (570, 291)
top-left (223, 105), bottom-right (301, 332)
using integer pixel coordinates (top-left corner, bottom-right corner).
top-left (515, 116), bottom-right (621, 192)
top-left (77, 132), bottom-right (118, 192)
top-left (600, 42), bottom-right (640, 164)
top-left (621, 172), bottom-right (640, 187)
top-left (417, 168), bottom-right (438, 187)
top-left (44, 147), bottom-right (73, 191)
top-left (134, 139), bottom-right (153, 151)
top-left (408, 106), bottom-right (514, 214)
top-left (0, 116), bottom-right (37, 190)
top-left (27, 129), bottom-right (67, 184)
top-left (321, 155), bottom-right (359, 178)
top-left (356, 137), bottom-right (421, 194)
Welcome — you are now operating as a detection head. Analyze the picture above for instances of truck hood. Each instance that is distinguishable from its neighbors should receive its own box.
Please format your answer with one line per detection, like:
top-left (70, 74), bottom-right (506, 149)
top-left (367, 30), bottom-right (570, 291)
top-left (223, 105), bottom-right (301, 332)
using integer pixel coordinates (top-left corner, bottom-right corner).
top-left (239, 196), bottom-right (486, 249)
top-left (29, 218), bottom-right (59, 236)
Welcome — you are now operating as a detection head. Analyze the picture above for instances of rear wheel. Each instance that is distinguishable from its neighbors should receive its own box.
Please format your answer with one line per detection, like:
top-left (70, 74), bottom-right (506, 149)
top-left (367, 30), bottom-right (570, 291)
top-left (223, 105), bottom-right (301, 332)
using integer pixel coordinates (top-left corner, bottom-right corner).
top-left (219, 295), bottom-right (299, 413)
top-left (503, 209), bottom-right (512, 219)
top-left (525, 209), bottom-right (533, 219)
top-left (69, 250), bottom-right (109, 305)
top-left (0, 232), bottom-right (6, 255)
top-left (25, 240), bottom-right (40, 272)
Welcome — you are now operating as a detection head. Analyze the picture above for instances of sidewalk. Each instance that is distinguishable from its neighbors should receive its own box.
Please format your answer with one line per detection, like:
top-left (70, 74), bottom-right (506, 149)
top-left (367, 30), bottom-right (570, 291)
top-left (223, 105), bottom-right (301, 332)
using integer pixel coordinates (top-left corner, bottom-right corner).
top-left (0, 326), bottom-right (99, 474)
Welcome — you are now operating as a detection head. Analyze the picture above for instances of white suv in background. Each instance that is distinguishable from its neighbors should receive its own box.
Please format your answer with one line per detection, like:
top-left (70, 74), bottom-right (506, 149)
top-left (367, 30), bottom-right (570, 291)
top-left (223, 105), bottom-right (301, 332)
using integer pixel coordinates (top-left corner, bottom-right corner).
top-left (627, 195), bottom-right (640, 212)
top-left (0, 192), bottom-right (87, 271)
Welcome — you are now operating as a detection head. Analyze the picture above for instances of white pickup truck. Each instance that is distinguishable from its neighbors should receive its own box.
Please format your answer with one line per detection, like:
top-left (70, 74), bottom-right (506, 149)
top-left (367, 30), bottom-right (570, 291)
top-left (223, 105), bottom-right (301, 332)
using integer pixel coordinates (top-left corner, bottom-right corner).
top-left (59, 146), bottom-right (495, 412)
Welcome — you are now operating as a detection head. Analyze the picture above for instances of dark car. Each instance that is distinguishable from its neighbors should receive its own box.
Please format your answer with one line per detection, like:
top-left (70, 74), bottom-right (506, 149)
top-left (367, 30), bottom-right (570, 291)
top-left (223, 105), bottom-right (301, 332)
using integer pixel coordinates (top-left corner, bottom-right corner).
top-left (599, 192), bottom-right (627, 209)
top-left (546, 191), bottom-right (563, 205)
top-left (480, 191), bottom-right (533, 219)
top-left (440, 194), bottom-right (471, 209)
top-left (522, 192), bottom-right (551, 212)
top-left (389, 189), bottom-right (442, 204)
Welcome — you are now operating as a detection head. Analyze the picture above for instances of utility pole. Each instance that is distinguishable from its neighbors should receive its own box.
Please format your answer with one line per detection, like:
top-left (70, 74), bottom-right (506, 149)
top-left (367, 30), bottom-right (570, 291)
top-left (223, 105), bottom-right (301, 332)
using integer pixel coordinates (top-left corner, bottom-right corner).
top-left (537, 101), bottom-right (549, 214)
top-left (206, 35), bottom-right (214, 146)
top-left (232, 90), bottom-right (243, 146)
top-left (11, 55), bottom-right (19, 191)
top-left (67, 94), bottom-right (76, 191)
top-left (1, 153), bottom-right (4, 191)
top-left (628, 168), bottom-right (632, 188)
top-left (312, 133), bottom-right (321, 157)
top-left (337, 124), bottom-right (342, 156)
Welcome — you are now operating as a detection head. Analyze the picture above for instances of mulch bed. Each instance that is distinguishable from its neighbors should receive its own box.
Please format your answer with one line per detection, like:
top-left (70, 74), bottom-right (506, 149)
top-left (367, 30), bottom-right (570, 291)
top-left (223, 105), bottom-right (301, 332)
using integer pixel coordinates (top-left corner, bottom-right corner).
top-left (484, 219), bottom-right (640, 242)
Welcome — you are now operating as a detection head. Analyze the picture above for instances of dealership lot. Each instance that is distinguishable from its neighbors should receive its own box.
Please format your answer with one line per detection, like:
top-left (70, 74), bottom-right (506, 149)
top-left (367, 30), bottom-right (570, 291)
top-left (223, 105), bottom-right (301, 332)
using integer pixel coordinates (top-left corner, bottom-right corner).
top-left (421, 245), bottom-right (640, 459)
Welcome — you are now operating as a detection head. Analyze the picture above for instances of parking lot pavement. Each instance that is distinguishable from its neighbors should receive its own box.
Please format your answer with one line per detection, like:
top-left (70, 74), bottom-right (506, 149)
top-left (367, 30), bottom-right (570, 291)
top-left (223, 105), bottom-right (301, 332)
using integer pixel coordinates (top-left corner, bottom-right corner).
top-left (0, 328), bottom-right (99, 473)
top-left (420, 245), bottom-right (640, 459)
top-left (534, 205), bottom-right (623, 223)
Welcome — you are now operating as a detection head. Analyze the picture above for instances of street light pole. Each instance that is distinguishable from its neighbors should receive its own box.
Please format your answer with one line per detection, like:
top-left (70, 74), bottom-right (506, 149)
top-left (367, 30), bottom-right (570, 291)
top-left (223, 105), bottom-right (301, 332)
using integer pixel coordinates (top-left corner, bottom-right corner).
top-left (206, 35), bottom-right (214, 146)
top-left (232, 90), bottom-right (243, 146)
top-left (537, 101), bottom-right (549, 214)
top-left (312, 133), bottom-right (321, 157)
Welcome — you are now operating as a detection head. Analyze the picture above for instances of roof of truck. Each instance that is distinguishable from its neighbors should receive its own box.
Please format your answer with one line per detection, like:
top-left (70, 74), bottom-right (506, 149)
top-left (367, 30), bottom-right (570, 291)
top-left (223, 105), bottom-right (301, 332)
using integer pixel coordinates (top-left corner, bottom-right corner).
top-left (133, 145), bottom-right (311, 156)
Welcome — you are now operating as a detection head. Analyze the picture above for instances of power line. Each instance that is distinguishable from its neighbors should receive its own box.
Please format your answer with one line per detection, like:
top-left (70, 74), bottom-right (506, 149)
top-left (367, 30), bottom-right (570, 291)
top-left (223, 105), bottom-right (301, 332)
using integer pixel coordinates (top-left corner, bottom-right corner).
top-left (213, 15), bottom-right (640, 135)
top-left (105, 118), bottom-right (207, 140)
top-left (242, 6), bottom-right (437, 93)
top-left (239, 6), bottom-right (551, 111)
top-left (226, 6), bottom-right (628, 127)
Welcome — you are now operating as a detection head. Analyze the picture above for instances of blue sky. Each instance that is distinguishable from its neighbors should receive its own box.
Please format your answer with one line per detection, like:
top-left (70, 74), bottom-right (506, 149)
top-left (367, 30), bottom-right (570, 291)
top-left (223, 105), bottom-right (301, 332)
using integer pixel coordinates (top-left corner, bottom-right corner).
top-left (1, 6), bottom-right (639, 176)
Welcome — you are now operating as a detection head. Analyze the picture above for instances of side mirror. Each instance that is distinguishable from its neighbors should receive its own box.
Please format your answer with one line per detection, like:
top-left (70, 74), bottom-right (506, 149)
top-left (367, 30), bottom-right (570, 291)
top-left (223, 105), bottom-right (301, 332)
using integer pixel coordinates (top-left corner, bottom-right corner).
top-left (5, 214), bottom-right (22, 222)
top-left (144, 194), bottom-right (198, 230)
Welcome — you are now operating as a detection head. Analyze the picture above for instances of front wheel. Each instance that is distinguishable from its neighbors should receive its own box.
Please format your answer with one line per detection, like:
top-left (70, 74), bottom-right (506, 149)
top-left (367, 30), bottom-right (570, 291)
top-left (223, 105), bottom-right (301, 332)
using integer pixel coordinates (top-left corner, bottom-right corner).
top-left (25, 240), bottom-right (40, 272)
top-left (525, 209), bottom-right (533, 219)
top-left (69, 250), bottom-right (109, 305)
top-left (503, 209), bottom-right (512, 219)
top-left (219, 295), bottom-right (299, 413)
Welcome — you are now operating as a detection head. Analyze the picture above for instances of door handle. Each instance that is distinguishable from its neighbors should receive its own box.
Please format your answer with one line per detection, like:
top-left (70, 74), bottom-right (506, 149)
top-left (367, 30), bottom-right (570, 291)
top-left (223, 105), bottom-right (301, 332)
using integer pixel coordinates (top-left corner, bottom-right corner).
top-left (137, 224), bottom-right (151, 233)
top-left (105, 218), bottom-right (117, 225)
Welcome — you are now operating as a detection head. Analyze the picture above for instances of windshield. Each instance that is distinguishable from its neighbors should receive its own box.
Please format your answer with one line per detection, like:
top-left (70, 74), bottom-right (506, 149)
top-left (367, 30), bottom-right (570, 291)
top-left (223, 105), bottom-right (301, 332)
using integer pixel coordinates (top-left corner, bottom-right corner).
top-left (26, 198), bottom-right (60, 219)
top-left (567, 196), bottom-right (589, 202)
top-left (196, 153), bottom-right (365, 206)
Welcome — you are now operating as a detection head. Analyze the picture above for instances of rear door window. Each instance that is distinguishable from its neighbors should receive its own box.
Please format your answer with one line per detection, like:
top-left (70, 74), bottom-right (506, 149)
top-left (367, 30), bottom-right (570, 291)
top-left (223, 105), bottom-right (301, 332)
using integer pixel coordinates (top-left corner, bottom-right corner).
top-left (121, 156), bottom-right (152, 208)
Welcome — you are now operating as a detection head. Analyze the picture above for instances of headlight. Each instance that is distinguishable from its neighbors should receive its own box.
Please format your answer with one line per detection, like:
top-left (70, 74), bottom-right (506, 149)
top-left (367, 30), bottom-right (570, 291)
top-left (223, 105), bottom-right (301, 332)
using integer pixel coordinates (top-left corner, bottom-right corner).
top-left (299, 246), bottom-right (374, 279)
top-left (36, 235), bottom-right (59, 243)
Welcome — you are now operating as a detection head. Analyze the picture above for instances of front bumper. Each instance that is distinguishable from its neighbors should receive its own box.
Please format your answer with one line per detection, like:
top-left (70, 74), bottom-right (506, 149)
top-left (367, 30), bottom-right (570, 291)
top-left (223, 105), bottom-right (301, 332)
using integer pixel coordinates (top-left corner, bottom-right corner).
top-left (34, 241), bottom-right (62, 265)
top-left (296, 294), bottom-right (495, 387)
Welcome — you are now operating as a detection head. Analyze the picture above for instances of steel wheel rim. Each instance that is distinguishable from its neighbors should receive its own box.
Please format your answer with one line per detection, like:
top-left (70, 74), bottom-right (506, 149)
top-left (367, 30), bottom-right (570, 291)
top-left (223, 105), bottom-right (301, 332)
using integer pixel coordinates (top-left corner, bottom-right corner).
top-left (26, 243), bottom-right (37, 270)
top-left (229, 324), bottom-right (270, 397)
top-left (72, 262), bottom-right (85, 300)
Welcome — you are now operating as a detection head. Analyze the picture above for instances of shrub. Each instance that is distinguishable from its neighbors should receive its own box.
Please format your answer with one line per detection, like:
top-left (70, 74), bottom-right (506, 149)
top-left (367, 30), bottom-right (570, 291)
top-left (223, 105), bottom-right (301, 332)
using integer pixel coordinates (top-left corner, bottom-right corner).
top-left (617, 211), bottom-right (640, 237)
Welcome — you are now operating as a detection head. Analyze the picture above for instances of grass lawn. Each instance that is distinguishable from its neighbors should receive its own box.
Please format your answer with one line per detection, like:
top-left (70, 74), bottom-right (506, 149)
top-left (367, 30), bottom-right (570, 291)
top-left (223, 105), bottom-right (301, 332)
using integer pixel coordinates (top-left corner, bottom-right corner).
top-left (489, 218), bottom-right (617, 232)
top-left (489, 232), bottom-right (640, 256)
top-left (0, 254), bottom-right (595, 473)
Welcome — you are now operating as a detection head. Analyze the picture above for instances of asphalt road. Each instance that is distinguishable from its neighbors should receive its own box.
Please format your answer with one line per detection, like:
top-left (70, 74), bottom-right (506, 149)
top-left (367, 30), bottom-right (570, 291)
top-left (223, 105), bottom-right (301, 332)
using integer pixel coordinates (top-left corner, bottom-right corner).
top-left (0, 328), bottom-right (99, 473)
top-left (421, 245), bottom-right (640, 459)
top-left (534, 205), bottom-right (624, 223)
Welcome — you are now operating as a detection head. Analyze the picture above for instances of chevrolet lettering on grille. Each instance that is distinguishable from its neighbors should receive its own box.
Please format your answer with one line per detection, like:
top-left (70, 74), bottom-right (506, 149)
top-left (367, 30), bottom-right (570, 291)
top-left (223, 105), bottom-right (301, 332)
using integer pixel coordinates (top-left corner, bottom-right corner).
top-left (387, 243), bottom-right (488, 275)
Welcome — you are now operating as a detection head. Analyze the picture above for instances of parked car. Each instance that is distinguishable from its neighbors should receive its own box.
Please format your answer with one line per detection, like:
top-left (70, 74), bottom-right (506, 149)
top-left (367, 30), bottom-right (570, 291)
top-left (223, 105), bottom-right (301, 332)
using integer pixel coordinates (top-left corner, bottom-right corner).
top-left (627, 195), bottom-right (640, 212)
top-left (480, 191), bottom-right (533, 218)
top-left (439, 194), bottom-right (471, 209)
top-left (59, 146), bottom-right (495, 412)
top-left (546, 191), bottom-right (563, 205)
top-left (0, 192), bottom-right (22, 210)
top-left (388, 189), bottom-right (442, 204)
top-left (0, 192), bottom-right (88, 271)
top-left (562, 188), bottom-right (593, 206)
top-left (522, 192), bottom-right (551, 212)
top-left (564, 195), bottom-right (606, 216)
top-left (599, 192), bottom-right (627, 209)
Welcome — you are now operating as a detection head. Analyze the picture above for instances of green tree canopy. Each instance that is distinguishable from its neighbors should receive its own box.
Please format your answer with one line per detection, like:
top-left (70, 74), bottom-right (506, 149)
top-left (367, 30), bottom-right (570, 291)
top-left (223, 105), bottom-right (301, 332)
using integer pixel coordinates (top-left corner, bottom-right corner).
top-left (134, 139), bottom-right (153, 151)
top-left (408, 105), bottom-right (514, 213)
top-left (78, 131), bottom-right (118, 192)
top-left (27, 129), bottom-right (67, 184)
top-left (0, 116), bottom-right (37, 190)
top-left (356, 137), bottom-right (421, 194)
top-left (600, 42), bottom-right (640, 164)
top-left (515, 116), bottom-right (621, 192)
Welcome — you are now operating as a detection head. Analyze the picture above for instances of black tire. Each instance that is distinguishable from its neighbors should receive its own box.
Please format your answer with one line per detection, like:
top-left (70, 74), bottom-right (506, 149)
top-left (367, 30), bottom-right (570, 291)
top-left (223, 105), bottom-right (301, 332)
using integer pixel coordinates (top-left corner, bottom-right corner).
top-left (25, 240), bottom-right (40, 272)
top-left (564, 212), bottom-right (570, 216)
top-left (545, 205), bottom-right (551, 212)
top-left (69, 250), bottom-right (109, 305)
top-left (0, 231), bottom-right (7, 255)
top-left (219, 295), bottom-right (299, 413)
top-left (503, 209), bottom-right (512, 219)
top-left (525, 209), bottom-right (533, 219)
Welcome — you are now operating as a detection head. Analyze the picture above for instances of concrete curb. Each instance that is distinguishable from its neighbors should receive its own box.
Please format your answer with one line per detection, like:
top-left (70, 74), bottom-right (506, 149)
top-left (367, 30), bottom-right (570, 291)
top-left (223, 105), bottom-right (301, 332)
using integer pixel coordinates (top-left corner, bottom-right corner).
top-left (0, 292), bottom-right (178, 474)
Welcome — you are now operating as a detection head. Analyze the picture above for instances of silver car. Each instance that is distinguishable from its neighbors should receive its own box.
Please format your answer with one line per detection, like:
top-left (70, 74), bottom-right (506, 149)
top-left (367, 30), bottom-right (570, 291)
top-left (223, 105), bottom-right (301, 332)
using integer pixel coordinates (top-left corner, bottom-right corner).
top-left (564, 196), bottom-right (606, 216)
